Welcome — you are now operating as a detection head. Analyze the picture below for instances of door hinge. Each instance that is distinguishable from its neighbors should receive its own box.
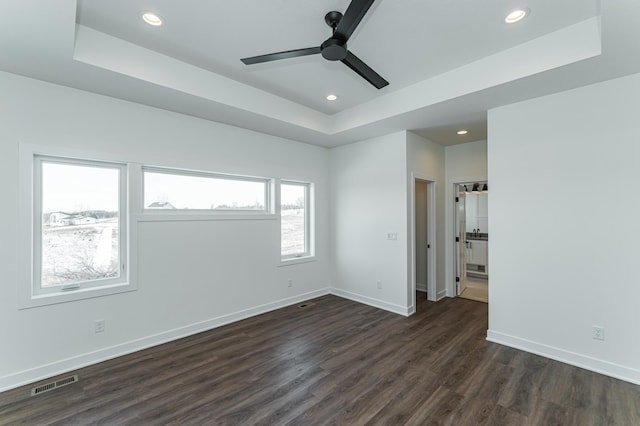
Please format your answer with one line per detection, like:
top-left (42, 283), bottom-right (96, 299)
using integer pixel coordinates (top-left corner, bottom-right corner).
top-left (456, 277), bottom-right (460, 282)
top-left (455, 197), bottom-right (459, 203)
top-left (455, 236), bottom-right (459, 242)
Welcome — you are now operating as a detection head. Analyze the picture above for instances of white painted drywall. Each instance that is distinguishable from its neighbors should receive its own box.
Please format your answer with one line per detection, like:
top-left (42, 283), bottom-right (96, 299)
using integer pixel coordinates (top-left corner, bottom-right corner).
top-left (487, 73), bottom-right (640, 384)
top-left (407, 132), bottom-right (446, 302)
top-left (329, 132), bottom-right (410, 314)
top-left (0, 71), bottom-right (331, 391)
top-left (444, 140), bottom-right (488, 296)
top-left (445, 140), bottom-right (488, 179)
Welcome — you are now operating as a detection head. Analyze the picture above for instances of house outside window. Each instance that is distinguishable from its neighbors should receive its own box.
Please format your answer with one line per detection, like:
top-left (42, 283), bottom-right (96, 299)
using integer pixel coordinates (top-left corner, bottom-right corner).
top-left (142, 167), bottom-right (270, 213)
top-left (35, 156), bottom-right (127, 293)
top-left (20, 148), bottom-right (135, 308)
top-left (281, 181), bottom-right (312, 259)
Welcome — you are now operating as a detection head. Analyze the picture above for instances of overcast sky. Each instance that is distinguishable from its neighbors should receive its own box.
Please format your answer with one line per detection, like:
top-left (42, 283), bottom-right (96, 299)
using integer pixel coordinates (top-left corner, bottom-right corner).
top-left (42, 162), bottom-right (119, 213)
top-left (42, 162), bottom-right (305, 213)
top-left (144, 171), bottom-right (266, 209)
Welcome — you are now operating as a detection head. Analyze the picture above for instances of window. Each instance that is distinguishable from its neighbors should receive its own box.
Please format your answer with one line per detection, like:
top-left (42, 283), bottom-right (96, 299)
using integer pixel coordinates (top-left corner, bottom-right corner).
top-left (281, 181), bottom-right (311, 259)
top-left (32, 155), bottom-right (129, 298)
top-left (143, 167), bottom-right (270, 212)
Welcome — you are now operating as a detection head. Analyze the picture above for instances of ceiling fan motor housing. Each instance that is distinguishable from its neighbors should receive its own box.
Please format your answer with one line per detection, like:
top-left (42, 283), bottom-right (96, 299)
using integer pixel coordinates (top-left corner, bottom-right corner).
top-left (322, 11), bottom-right (347, 61)
top-left (321, 38), bottom-right (347, 61)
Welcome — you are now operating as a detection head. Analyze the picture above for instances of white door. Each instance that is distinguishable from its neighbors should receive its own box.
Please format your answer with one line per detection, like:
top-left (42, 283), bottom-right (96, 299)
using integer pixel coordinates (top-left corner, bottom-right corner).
top-left (456, 186), bottom-right (468, 295)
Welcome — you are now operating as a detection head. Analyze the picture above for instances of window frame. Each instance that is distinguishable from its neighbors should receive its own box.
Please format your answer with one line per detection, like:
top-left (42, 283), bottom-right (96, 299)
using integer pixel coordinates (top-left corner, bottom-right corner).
top-left (280, 180), bottom-right (314, 262)
top-left (141, 166), bottom-right (273, 216)
top-left (19, 145), bottom-right (137, 309)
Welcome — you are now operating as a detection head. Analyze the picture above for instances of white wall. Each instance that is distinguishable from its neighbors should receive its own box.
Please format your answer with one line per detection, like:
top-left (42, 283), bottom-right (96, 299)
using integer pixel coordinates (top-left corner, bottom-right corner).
top-left (445, 140), bottom-right (488, 180)
top-left (12, 62), bottom-right (638, 392)
top-left (330, 132), bottom-right (410, 314)
top-left (487, 73), bottom-right (640, 384)
top-left (0, 71), bottom-right (331, 391)
top-left (407, 132), bottom-right (446, 303)
top-left (444, 140), bottom-right (488, 296)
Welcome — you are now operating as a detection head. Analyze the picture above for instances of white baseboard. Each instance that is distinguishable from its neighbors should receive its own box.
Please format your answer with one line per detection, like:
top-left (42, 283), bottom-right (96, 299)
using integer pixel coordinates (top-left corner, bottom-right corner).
top-left (407, 305), bottom-right (416, 316)
top-left (436, 289), bottom-right (448, 301)
top-left (416, 283), bottom-right (427, 293)
top-left (0, 288), bottom-right (330, 393)
top-left (487, 330), bottom-right (640, 386)
top-left (330, 288), bottom-right (411, 316)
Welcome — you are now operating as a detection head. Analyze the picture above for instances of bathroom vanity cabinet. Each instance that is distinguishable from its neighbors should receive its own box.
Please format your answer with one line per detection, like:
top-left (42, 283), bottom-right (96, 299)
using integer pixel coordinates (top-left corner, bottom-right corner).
top-left (466, 240), bottom-right (488, 276)
top-left (465, 193), bottom-right (488, 234)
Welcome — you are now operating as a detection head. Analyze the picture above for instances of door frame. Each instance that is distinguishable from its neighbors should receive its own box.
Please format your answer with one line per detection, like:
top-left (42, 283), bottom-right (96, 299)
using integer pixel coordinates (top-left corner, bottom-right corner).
top-left (410, 174), bottom-right (436, 309)
top-left (456, 185), bottom-right (468, 295)
top-left (446, 176), bottom-right (487, 297)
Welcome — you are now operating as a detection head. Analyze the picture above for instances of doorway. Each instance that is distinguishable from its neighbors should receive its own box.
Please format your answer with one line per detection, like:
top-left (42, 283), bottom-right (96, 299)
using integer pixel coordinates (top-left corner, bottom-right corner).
top-left (455, 182), bottom-right (488, 303)
top-left (412, 176), bottom-right (435, 308)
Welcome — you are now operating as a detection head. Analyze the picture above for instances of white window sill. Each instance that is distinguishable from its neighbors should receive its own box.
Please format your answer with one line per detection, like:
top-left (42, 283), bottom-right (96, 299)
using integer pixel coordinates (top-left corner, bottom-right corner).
top-left (19, 282), bottom-right (137, 310)
top-left (279, 256), bottom-right (317, 267)
top-left (136, 213), bottom-right (278, 222)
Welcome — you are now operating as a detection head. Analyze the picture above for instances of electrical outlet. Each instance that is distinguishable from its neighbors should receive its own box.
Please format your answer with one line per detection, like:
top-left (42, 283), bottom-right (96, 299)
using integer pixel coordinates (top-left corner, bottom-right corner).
top-left (95, 319), bottom-right (105, 334)
top-left (377, 280), bottom-right (382, 289)
top-left (288, 279), bottom-right (293, 288)
top-left (387, 233), bottom-right (397, 240)
top-left (592, 326), bottom-right (605, 341)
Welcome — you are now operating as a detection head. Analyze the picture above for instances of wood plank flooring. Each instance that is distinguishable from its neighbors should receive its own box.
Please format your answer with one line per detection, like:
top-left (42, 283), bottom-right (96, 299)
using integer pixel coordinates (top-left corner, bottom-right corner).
top-left (2, 294), bottom-right (639, 425)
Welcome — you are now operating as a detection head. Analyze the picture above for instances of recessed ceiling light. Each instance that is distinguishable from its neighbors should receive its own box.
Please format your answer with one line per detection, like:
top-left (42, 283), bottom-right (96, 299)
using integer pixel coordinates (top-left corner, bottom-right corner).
top-left (505, 8), bottom-right (529, 24)
top-left (457, 130), bottom-right (468, 135)
top-left (142, 12), bottom-right (163, 26)
top-left (326, 94), bottom-right (338, 101)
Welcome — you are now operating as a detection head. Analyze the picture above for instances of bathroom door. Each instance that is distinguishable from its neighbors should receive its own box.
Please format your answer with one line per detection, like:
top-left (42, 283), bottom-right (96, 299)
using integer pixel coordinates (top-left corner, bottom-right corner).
top-left (456, 187), bottom-right (468, 295)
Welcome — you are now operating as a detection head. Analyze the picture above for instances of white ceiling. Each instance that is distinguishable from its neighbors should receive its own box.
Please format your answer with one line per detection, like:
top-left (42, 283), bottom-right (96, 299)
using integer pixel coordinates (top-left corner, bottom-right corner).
top-left (2, 0), bottom-right (640, 147)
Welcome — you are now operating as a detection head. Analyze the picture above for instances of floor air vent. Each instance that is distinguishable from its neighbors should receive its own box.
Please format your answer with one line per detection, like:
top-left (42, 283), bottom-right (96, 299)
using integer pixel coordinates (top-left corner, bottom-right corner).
top-left (31, 375), bottom-right (78, 396)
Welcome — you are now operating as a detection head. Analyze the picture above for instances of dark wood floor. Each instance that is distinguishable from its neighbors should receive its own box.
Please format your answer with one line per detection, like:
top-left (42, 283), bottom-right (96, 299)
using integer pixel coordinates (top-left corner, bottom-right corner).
top-left (2, 294), bottom-right (640, 425)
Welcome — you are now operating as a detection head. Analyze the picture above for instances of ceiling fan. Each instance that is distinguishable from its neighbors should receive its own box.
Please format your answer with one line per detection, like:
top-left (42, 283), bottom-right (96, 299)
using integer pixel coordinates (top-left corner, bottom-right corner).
top-left (241, 0), bottom-right (389, 90)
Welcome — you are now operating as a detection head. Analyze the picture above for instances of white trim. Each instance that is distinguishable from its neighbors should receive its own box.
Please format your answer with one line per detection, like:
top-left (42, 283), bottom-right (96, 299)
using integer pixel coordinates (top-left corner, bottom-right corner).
top-left (136, 213), bottom-right (278, 222)
top-left (330, 288), bottom-right (411, 317)
top-left (280, 180), bottom-right (313, 260)
top-left (445, 175), bottom-right (487, 298)
top-left (487, 330), bottom-right (640, 386)
top-left (409, 173), bottom-right (437, 310)
top-left (18, 144), bottom-right (138, 309)
top-left (33, 156), bottom-right (128, 295)
top-left (407, 304), bottom-right (416, 316)
top-left (278, 256), bottom-right (317, 267)
top-left (436, 289), bottom-right (448, 301)
top-left (416, 283), bottom-right (427, 293)
top-left (0, 288), bottom-right (331, 393)
top-left (142, 165), bottom-right (270, 183)
top-left (141, 166), bottom-right (272, 214)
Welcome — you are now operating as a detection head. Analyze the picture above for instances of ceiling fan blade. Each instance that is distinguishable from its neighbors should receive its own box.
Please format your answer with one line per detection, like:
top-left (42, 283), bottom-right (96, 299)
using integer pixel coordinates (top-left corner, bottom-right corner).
top-left (341, 51), bottom-right (388, 89)
top-left (241, 47), bottom-right (321, 65)
top-left (335, 0), bottom-right (376, 41)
